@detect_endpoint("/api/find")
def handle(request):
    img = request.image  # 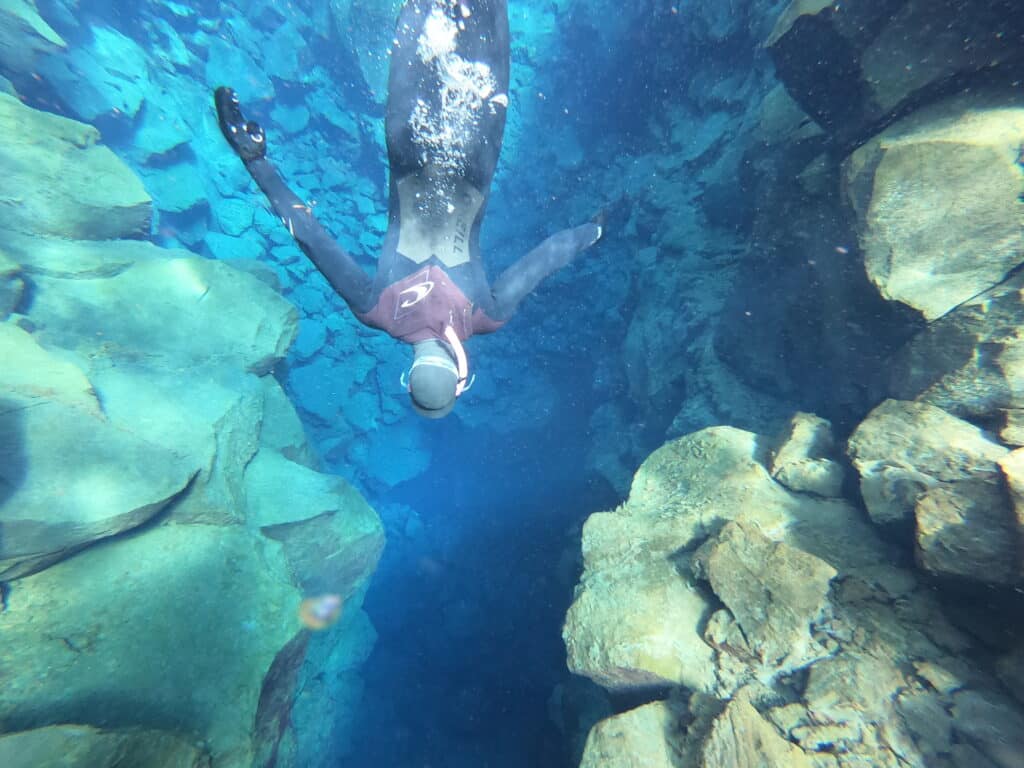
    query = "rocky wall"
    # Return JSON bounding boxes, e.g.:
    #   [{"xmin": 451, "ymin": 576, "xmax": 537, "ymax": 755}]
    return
[
  {"xmin": 0, "ymin": 93, "xmax": 384, "ymax": 768},
  {"xmin": 565, "ymin": 1, "xmax": 1024, "ymax": 766}
]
